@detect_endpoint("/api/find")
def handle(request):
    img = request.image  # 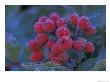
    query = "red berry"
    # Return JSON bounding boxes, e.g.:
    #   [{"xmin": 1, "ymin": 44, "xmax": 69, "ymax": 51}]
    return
[
  {"xmin": 50, "ymin": 12, "xmax": 60, "ymax": 23},
  {"xmin": 48, "ymin": 52, "xmax": 69, "ymax": 64},
  {"xmin": 45, "ymin": 39, "xmax": 55, "ymax": 48},
  {"xmin": 58, "ymin": 52, "xmax": 69, "ymax": 63},
  {"xmin": 34, "ymin": 21, "xmax": 45, "ymax": 33},
  {"xmin": 56, "ymin": 27, "xmax": 70, "ymax": 38},
  {"xmin": 72, "ymin": 40, "xmax": 85, "ymax": 52},
  {"xmin": 57, "ymin": 18, "xmax": 67, "ymax": 27},
  {"xmin": 30, "ymin": 50, "xmax": 43, "ymax": 62},
  {"xmin": 53, "ymin": 59, "xmax": 62, "ymax": 64},
  {"xmin": 36, "ymin": 33, "xmax": 48, "ymax": 45},
  {"xmin": 48, "ymin": 52, "xmax": 62, "ymax": 64},
  {"xmin": 44, "ymin": 19, "xmax": 56, "ymax": 32},
  {"xmin": 56, "ymin": 42, "xmax": 66, "ymax": 52},
  {"xmin": 64, "ymin": 38, "xmax": 72, "ymax": 50},
  {"xmin": 50, "ymin": 43, "xmax": 61, "ymax": 55},
  {"xmin": 84, "ymin": 26, "xmax": 96, "ymax": 36},
  {"xmin": 70, "ymin": 13, "xmax": 79, "ymax": 26},
  {"xmin": 58, "ymin": 37, "xmax": 72, "ymax": 50},
  {"xmin": 28, "ymin": 40, "xmax": 41, "ymax": 52},
  {"xmin": 85, "ymin": 42, "xmax": 95, "ymax": 54},
  {"xmin": 78, "ymin": 16, "xmax": 90, "ymax": 30},
  {"xmin": 38, "ymin": 16, "xmax": 48, "ymax": 23}
]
